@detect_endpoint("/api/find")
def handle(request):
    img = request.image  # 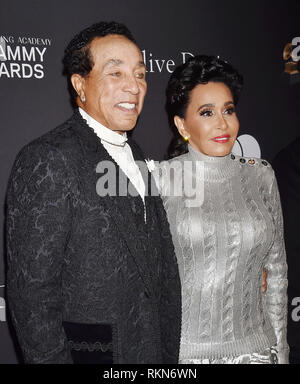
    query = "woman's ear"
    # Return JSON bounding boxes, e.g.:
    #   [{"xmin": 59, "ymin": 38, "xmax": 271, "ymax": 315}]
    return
[{"xmin": 174, "ymin": 116, "xmax": 190, "ymax": 141}]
